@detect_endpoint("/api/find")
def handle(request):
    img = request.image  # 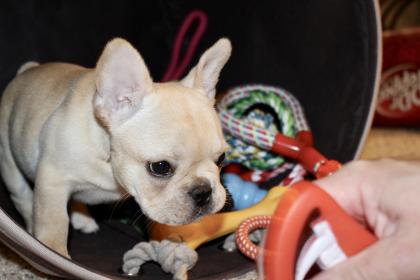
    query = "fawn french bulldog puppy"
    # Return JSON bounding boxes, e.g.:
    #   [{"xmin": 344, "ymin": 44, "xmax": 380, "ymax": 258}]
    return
[{"xmin": 0, "ymin": 38, "xmax": 231, "ymax": 257}]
